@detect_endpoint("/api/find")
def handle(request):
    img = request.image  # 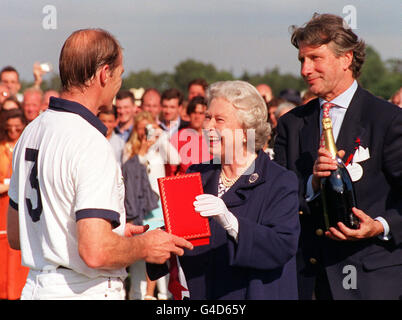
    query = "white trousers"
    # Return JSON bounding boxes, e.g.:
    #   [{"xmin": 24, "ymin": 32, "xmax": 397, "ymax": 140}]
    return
[{"xmin": 21, "ymin": 268, "xmax": 125, "ymax": 300}]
